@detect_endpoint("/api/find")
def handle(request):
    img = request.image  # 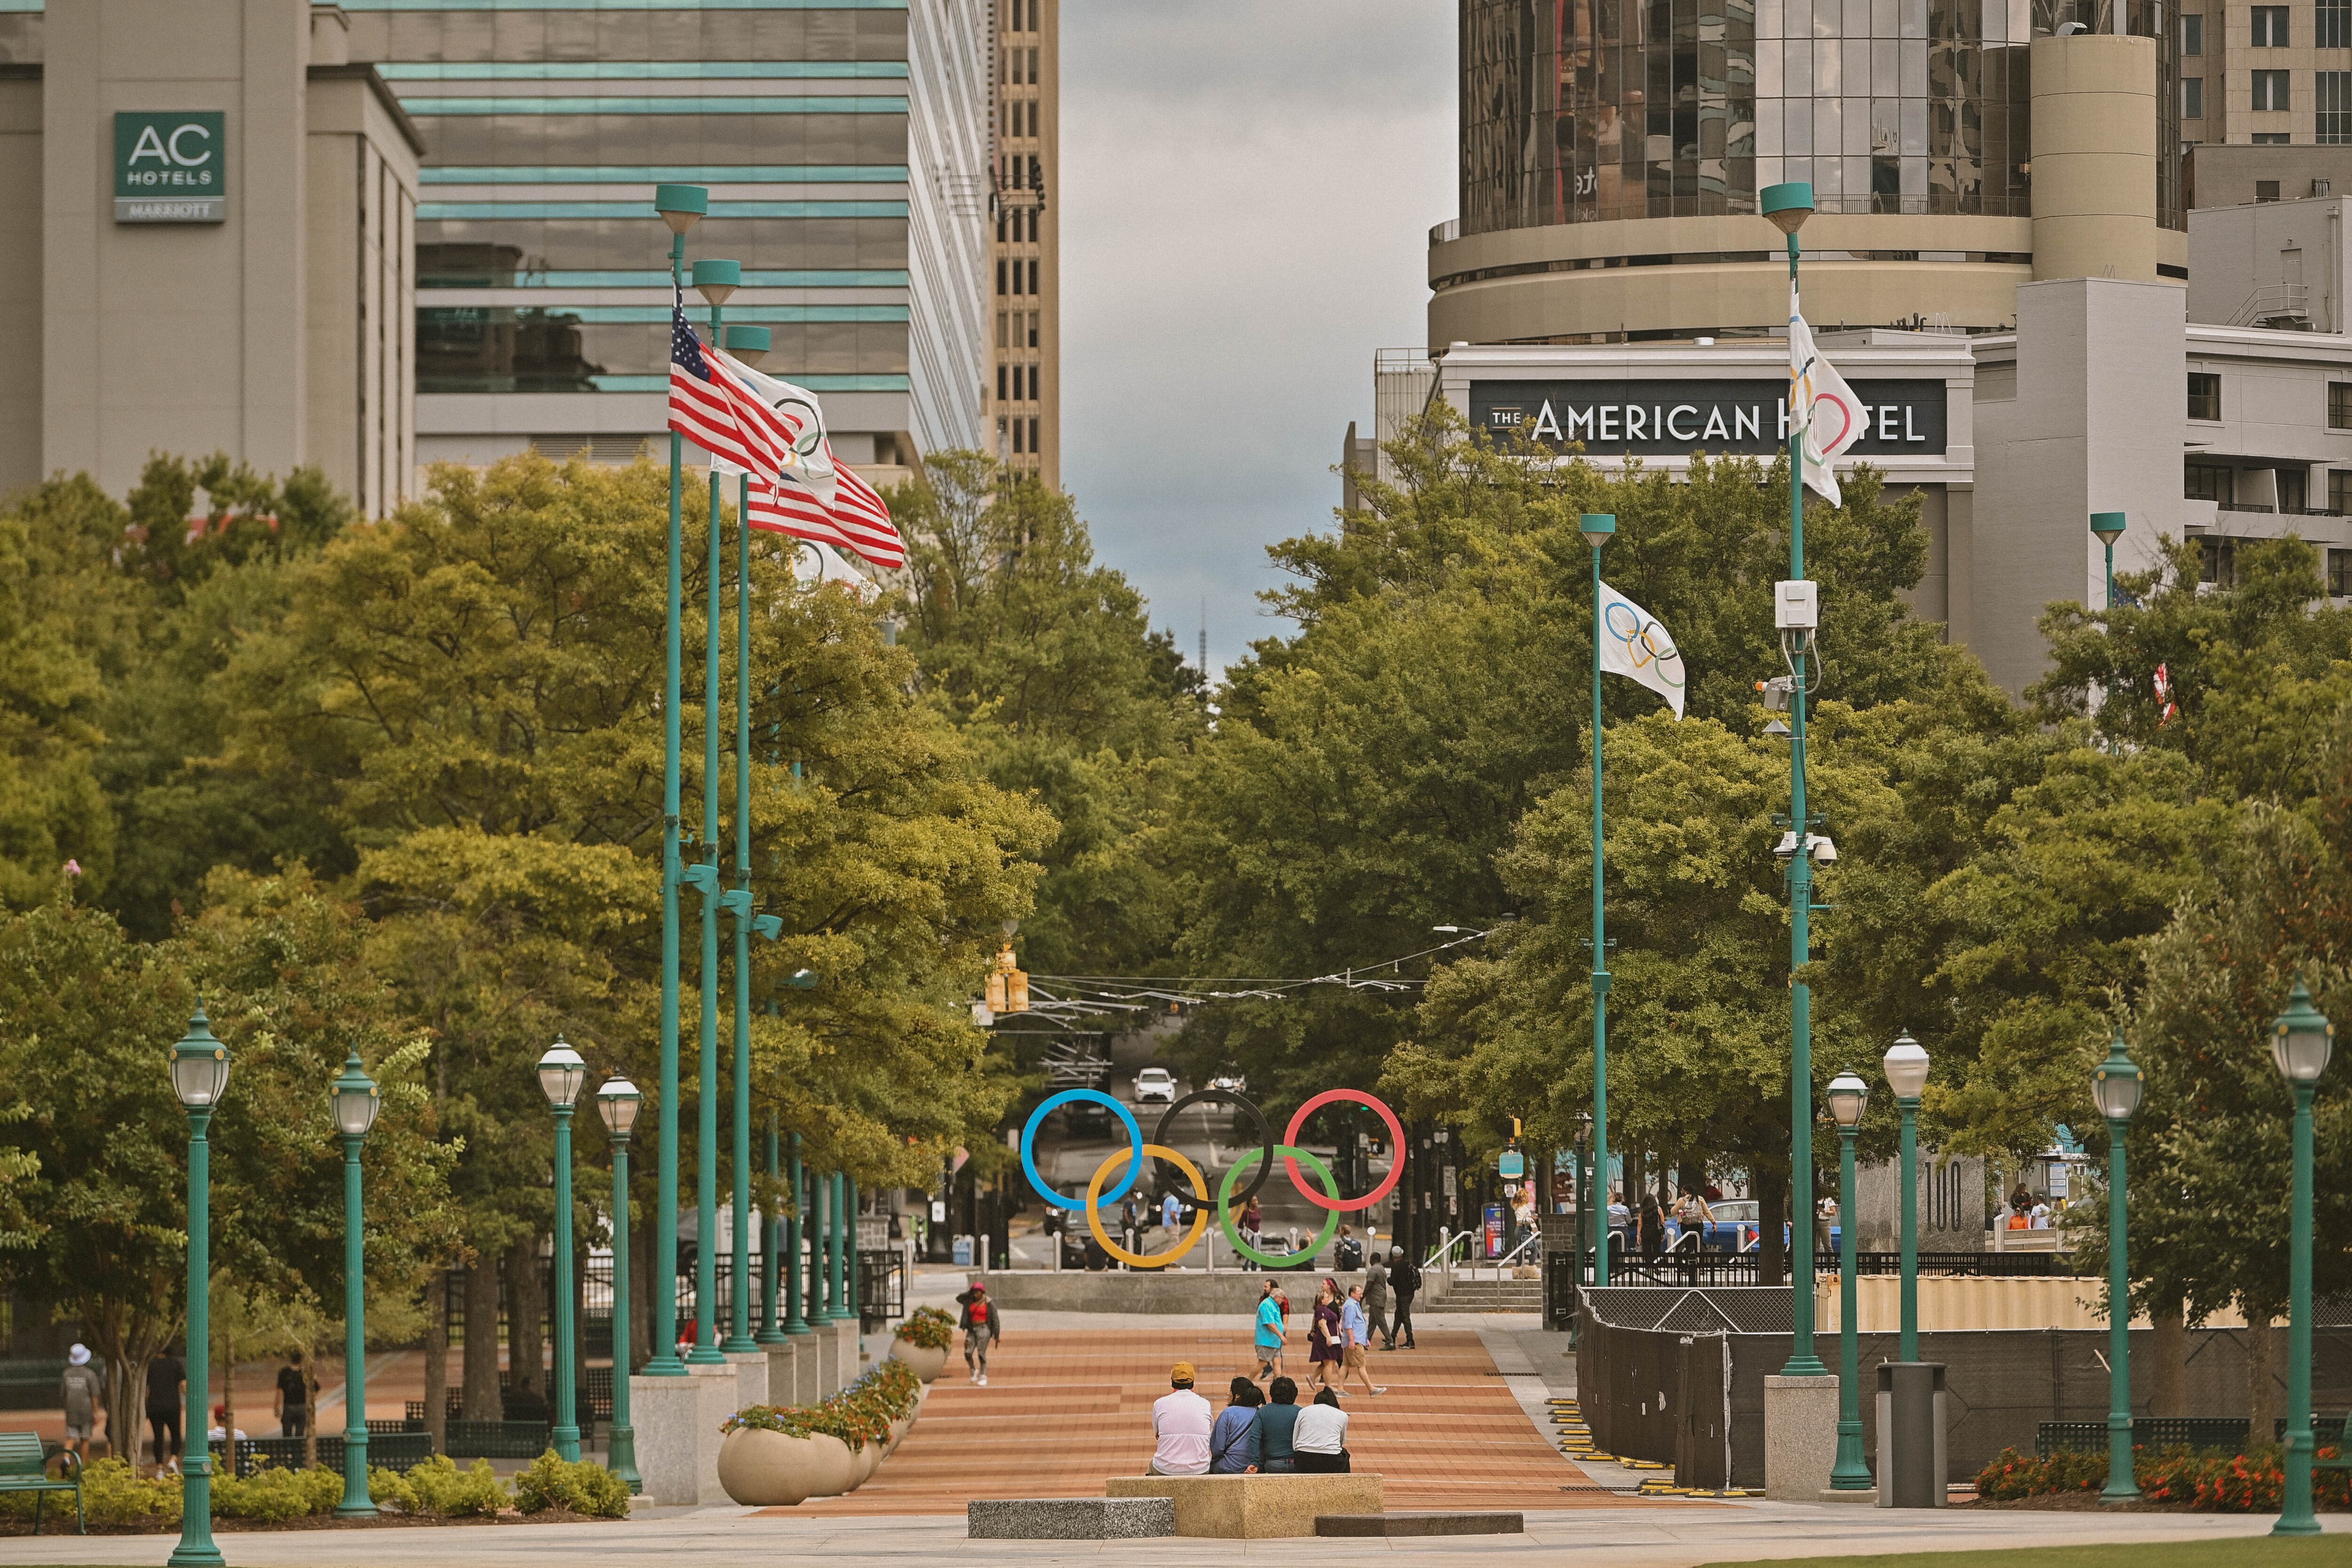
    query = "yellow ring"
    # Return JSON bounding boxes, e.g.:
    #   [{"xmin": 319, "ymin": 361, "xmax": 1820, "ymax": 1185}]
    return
[{"xmin": 1084, "ymin": 1144, "xmax": 1208, "ymax": 1269}]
